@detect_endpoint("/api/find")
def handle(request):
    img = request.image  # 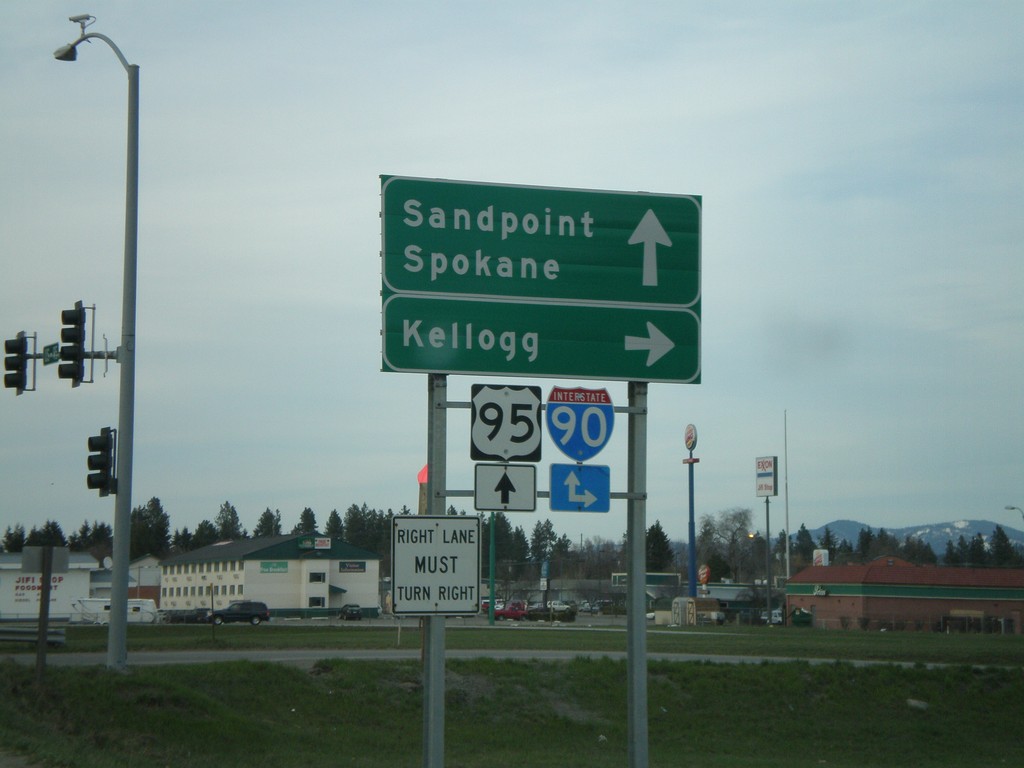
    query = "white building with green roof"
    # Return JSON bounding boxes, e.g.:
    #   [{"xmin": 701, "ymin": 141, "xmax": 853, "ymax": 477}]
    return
[{"xmin": 159, "ymin": 533, "xmax": 381, "ymax": 618}]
